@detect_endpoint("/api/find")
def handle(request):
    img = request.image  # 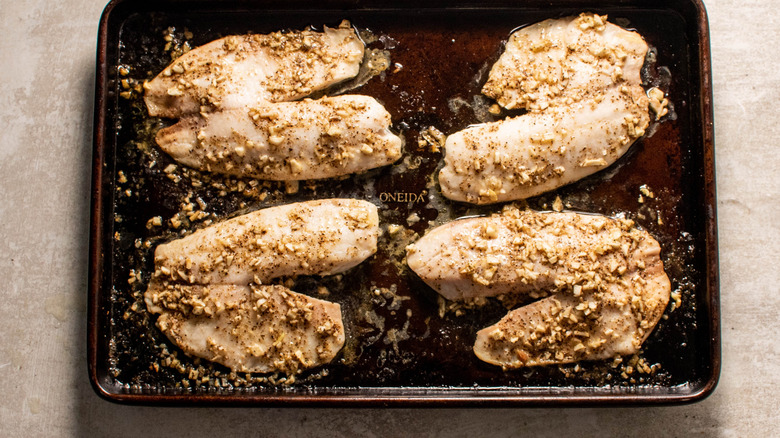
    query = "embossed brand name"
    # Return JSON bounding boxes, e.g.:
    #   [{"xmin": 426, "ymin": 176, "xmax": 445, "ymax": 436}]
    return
[{"xmin": 379, "ymin": 192, "xmax": 426, "ymax": 203}]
